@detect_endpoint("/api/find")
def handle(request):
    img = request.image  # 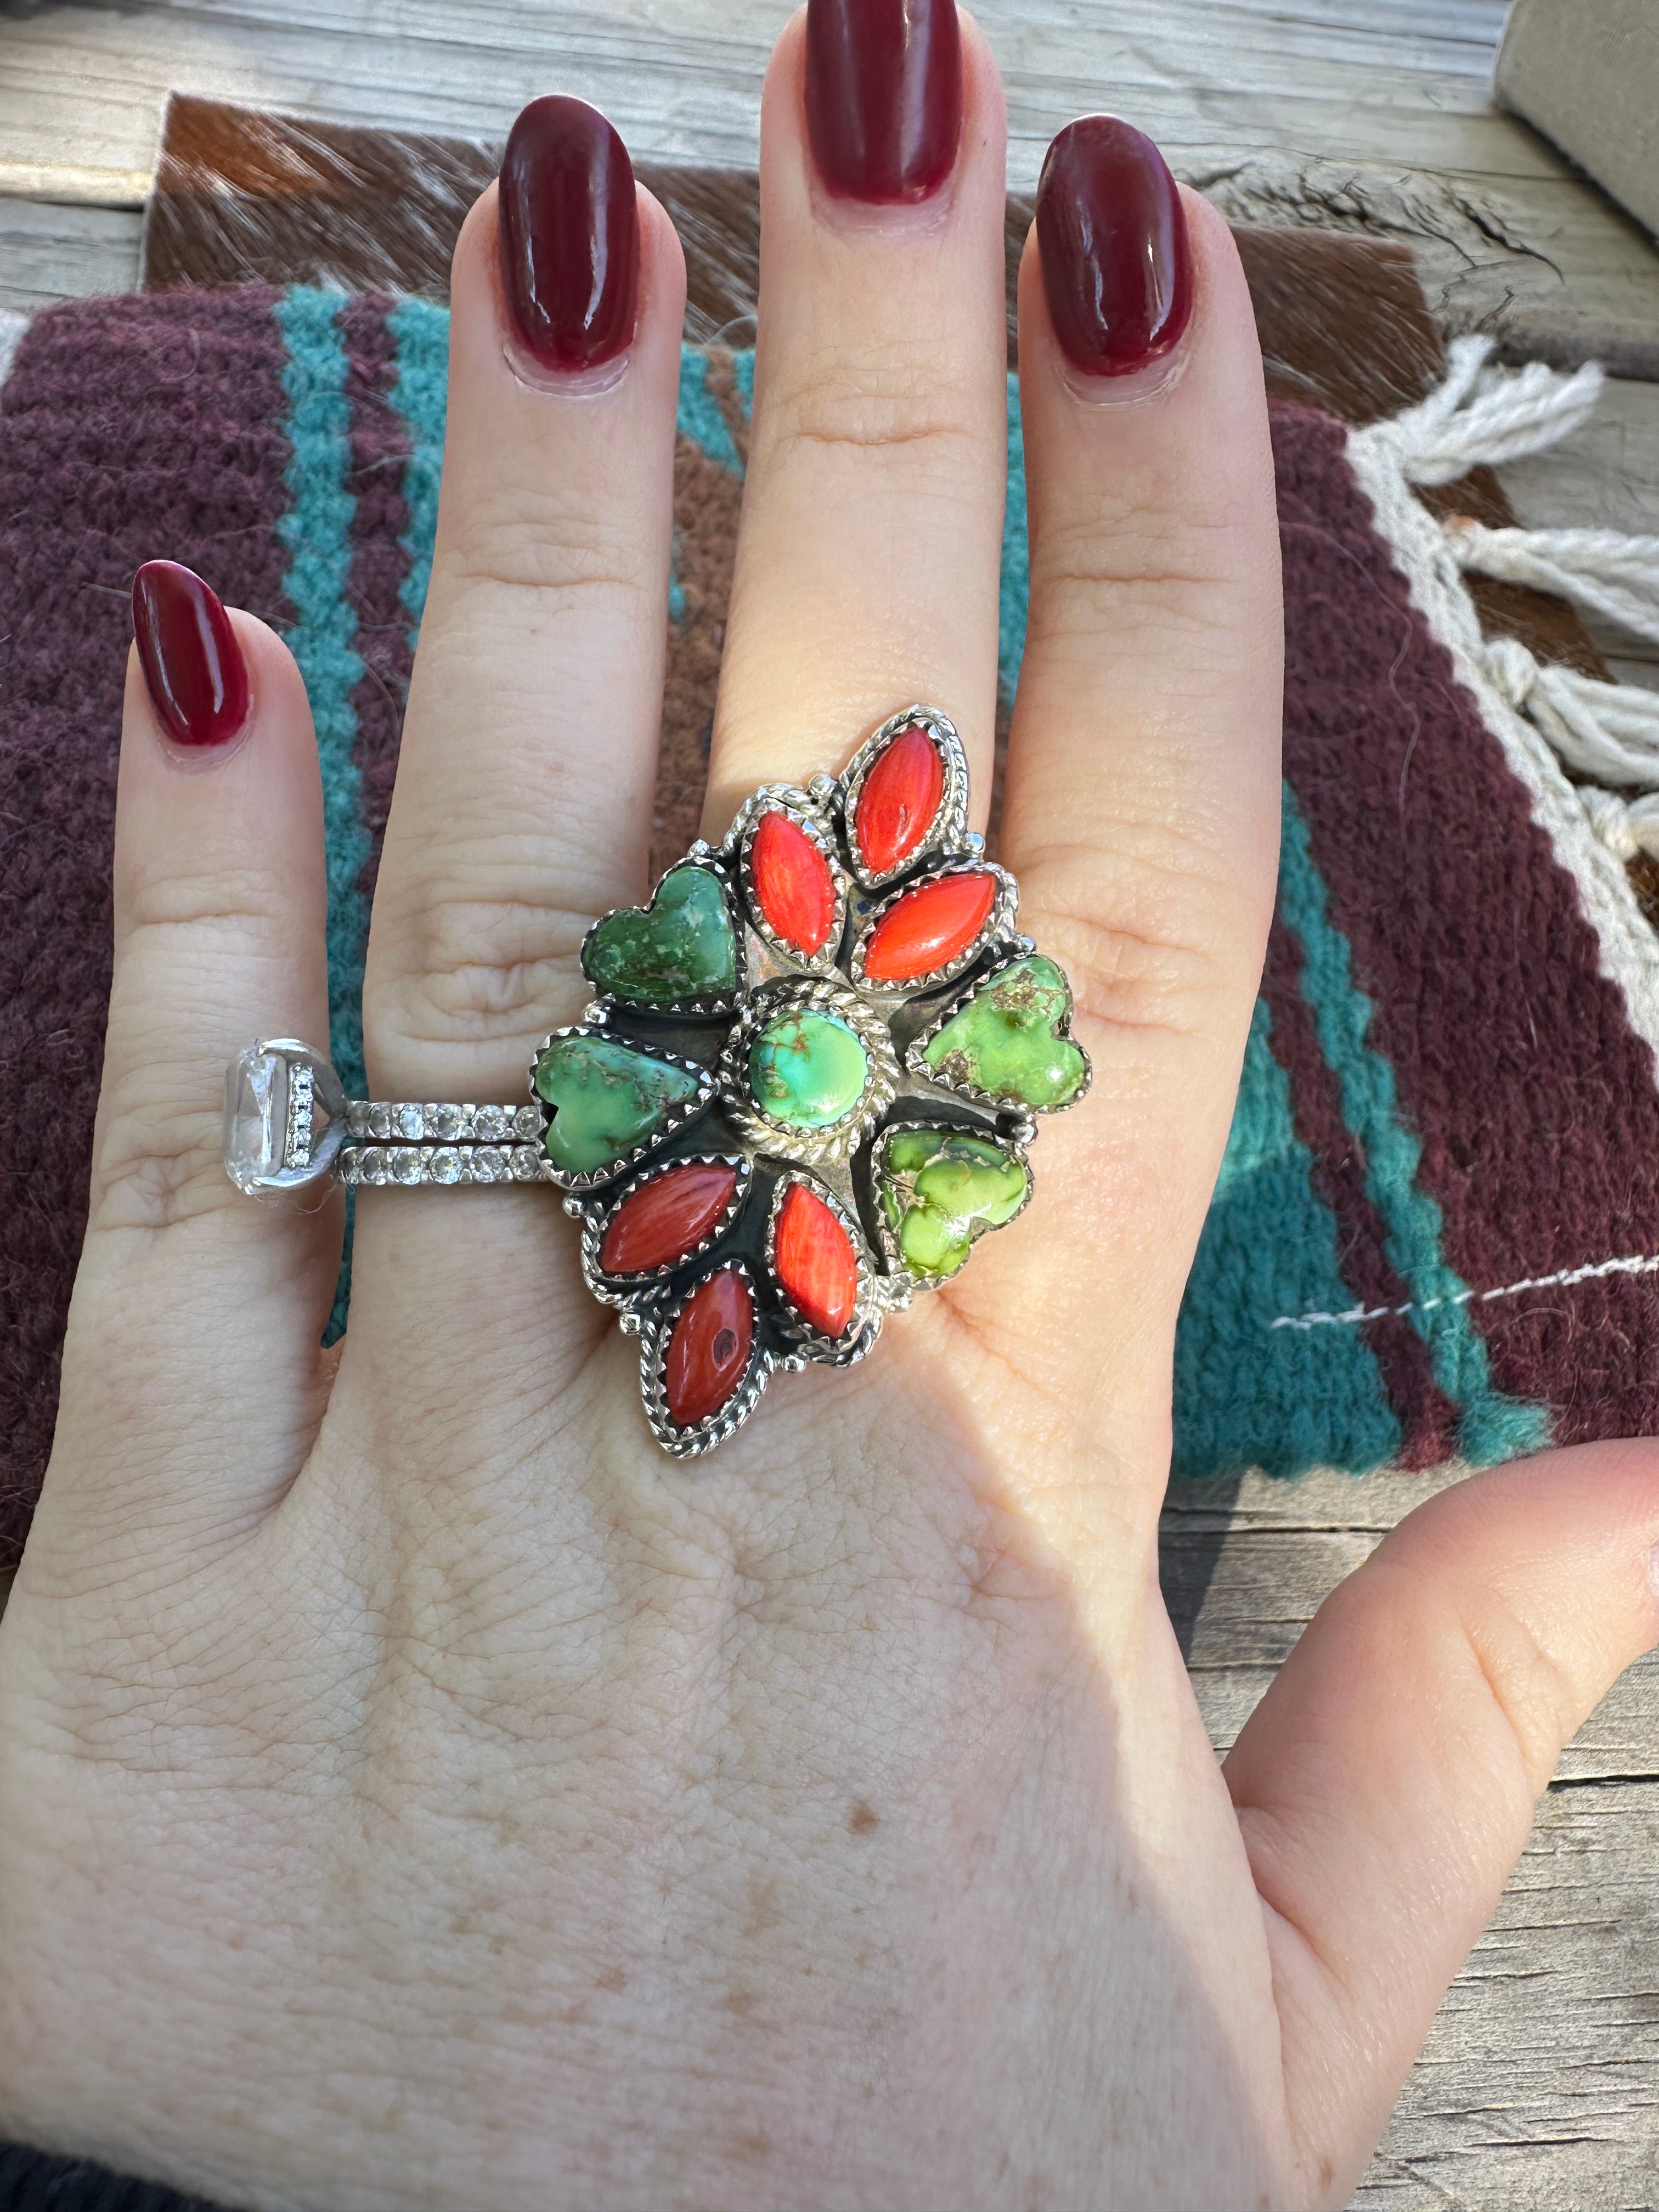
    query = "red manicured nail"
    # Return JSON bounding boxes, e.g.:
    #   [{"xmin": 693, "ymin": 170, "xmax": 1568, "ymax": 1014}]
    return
[
  {"xmin": 1036, "ymin": 117, "xmax": 1193, "ymax": 377},
  {"xmin": 131, "ymin": 561, "xmax": 250, "ymax": 748},
  {"xmin": 498, "ymin": 95, "xmax": 639, "ymax": 371},
  {"xmin": 805, "ymin": 0, "xmax": 962, "ymax": 205}
]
